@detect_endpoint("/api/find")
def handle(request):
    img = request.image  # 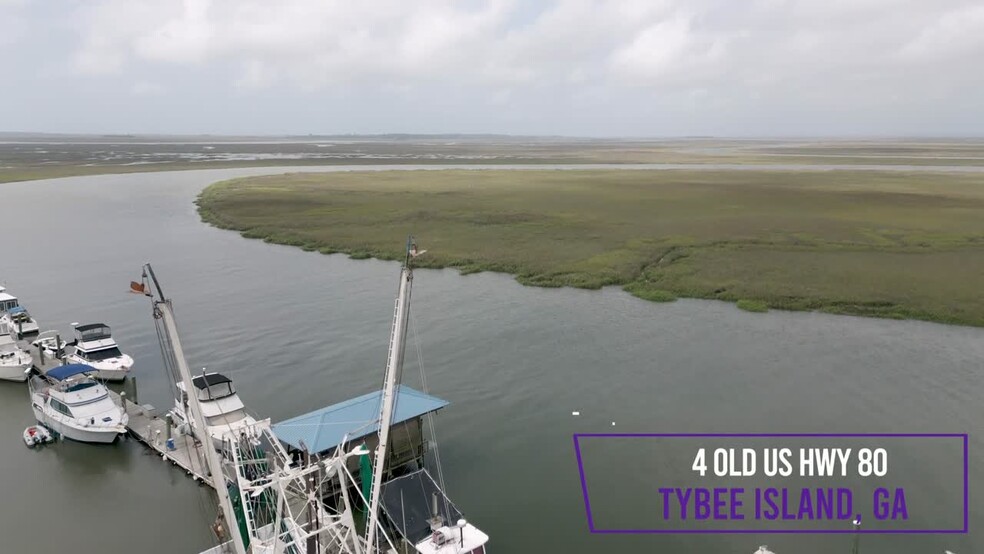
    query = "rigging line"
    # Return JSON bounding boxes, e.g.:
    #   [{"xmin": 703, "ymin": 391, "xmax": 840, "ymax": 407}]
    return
[
  {"xmin": 409, "ymin": 305, "xmax": 452, "ymax": 521},
  {"xmin": 155, "ymin": 314, "xmax": 184, "ymax": 408}
]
